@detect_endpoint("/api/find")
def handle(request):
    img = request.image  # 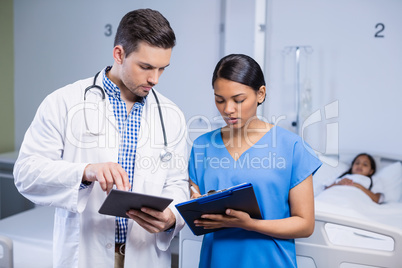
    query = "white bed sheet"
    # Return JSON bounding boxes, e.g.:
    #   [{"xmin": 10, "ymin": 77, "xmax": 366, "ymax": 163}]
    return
[
  {"xmin": 315, "ymin": 185, "xmax": 402, "ymax": 251},
  {"xmin": 316, "ymin": 186, "xmax": 402, "ymax": 229},
  {"xmin": 0, "ymin": 206, "xmax": 54, "ymax": 268}
]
